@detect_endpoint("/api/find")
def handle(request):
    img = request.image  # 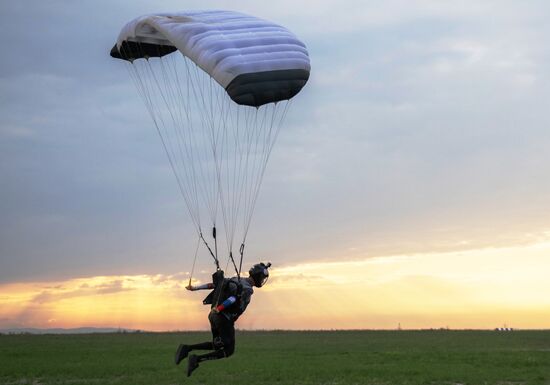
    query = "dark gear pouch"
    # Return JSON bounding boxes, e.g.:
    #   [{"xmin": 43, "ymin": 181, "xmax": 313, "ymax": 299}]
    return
[{"xmin": 202, "ymin": 270, "xmax": 225, "ymax": 307}]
